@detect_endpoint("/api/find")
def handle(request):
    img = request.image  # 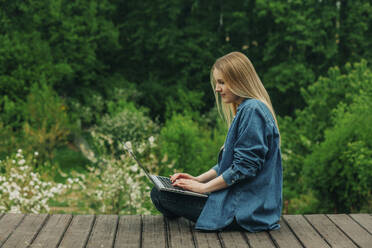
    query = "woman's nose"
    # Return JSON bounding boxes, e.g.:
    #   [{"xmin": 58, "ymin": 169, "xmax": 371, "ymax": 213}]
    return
[{"xmin": 215, "ymin": 85, "xmax": 222, "ymax": 92}]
